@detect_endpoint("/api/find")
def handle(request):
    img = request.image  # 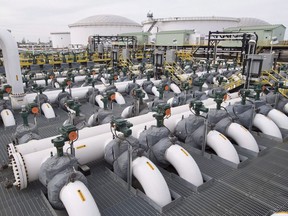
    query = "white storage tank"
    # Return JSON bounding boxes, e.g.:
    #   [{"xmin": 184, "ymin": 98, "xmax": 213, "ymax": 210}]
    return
[
  {"xmin": 50, "ymin": 32, "xmax": 71, "ymax": 48},
  {"xmin": 142, "ymin": 15, "xmax": 270, "ymax": 38},
  {"xmin": 69, "ymin": 14, "xmax": 142, "ymax": 45}
]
